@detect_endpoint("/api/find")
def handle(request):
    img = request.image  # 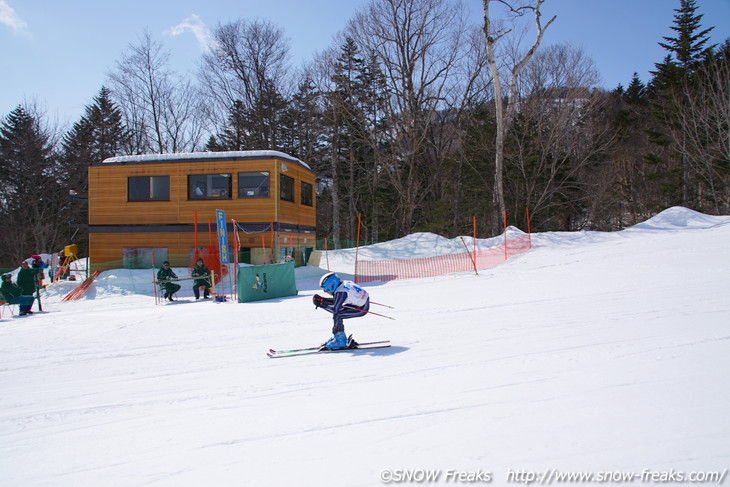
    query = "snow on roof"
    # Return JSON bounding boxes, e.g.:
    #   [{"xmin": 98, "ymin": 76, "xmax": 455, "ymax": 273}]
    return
[{"xmin": 101, "ymin": 150, "xmax": 311, "ymax": 171}]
